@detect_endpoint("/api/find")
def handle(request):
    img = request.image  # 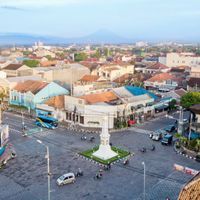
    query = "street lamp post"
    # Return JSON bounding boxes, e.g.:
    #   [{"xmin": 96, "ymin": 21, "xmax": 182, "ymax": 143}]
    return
[
  {"xmin": 177, "ymin": 106, "xmax": 184, "ymax": 135},
  {"xmin": 0, "ymin": 104, "xmax": 2, "ymax": 125},
  {"xmin": 21, "ymin": 111, "xmax": 25, "ymax": 131},
  {"xmin": 142, "ymin": 161, "xmax": 146, "ymax": 200},
  {"xmin": 37, "ymin": 140, "xmax": 51, "ymax": 200},
  {"xmin": 188, "ymin": 112, "xmax": 193, "ymax": 141}
]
